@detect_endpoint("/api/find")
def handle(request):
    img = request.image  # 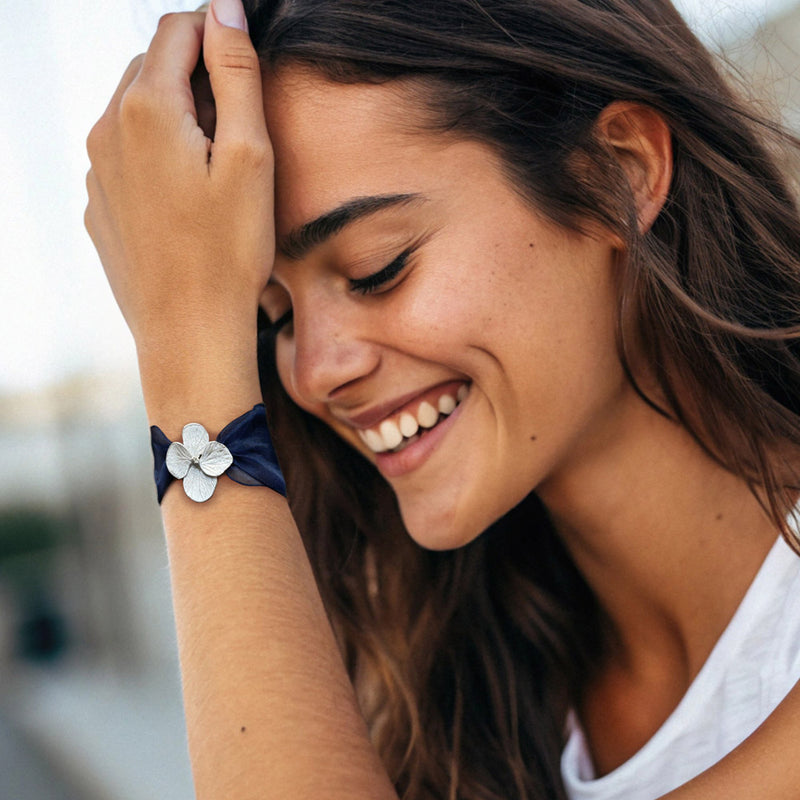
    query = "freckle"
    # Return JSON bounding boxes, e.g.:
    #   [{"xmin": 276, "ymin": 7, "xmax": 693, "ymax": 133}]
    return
[
  {"xmin": 241, "ymin": 726, "xmax": 246, "ymax": 733},
  {"xmin": 528, "ymin": 242, "xmax": 534, "ymax": 248},
  {"xmin": 715, "ymin": 513, "xmax": 723, "ymax": 521},
  {"xmin": 530, "ymin": 434, "xmax": 537, "ymax": 441}
]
